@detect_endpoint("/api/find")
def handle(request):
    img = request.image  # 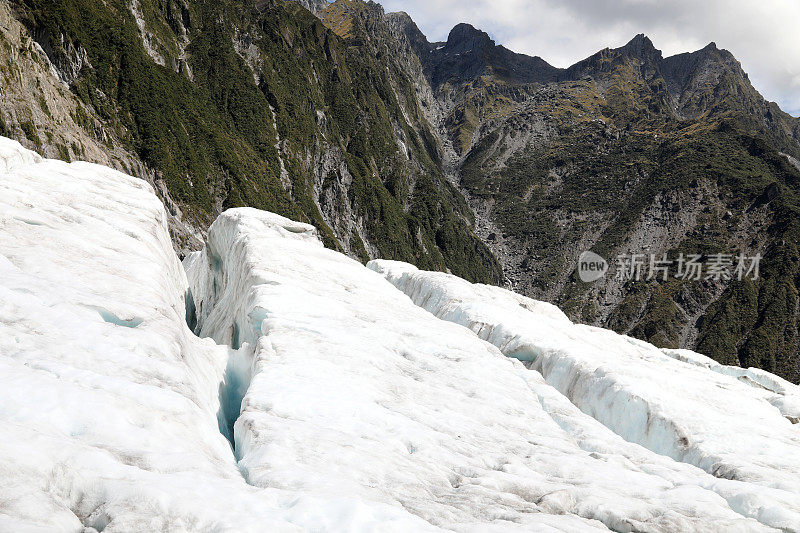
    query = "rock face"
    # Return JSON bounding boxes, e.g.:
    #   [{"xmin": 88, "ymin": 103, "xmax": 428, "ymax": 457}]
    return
[
  {"xmin": 289, "ymin": 0, "xmax": 331, "ymax": 14},
  {"xmin": 4, "ymin": 137, "xmax": 800, "ymax": 530},
  {"xmin": 5, "ymin": 0, "xmax": 500, "ymax": 283}
]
